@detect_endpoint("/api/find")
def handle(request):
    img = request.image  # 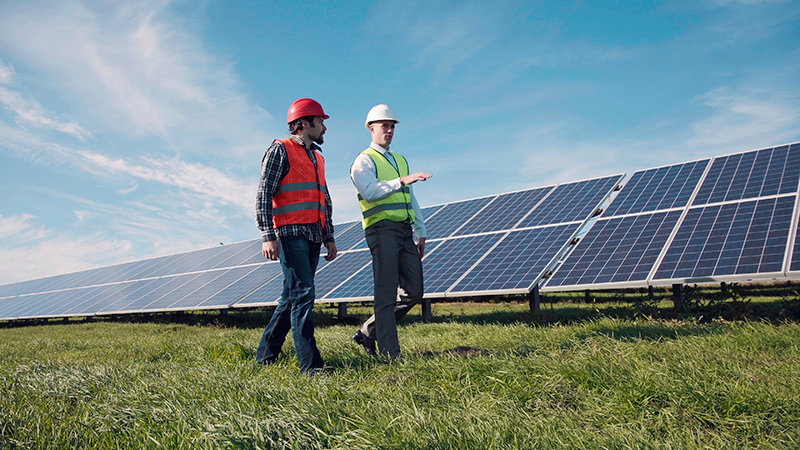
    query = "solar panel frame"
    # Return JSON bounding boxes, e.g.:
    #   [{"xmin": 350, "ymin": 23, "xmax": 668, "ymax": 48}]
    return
[
  {"xmin": 542, "ymin": 210, "xmax": 684, "ymax": 291},
  {"xmin": 206, "ymin": 263, "xmax": 284, "ymax": 308},
  {"xmin": 649, "ymin": 195, "xmax": 796, "ymax": 286},
  {"xmin": 421, "ymin": 233, "xmax": 507, "ymax": 296},
  {"xmin": 784, "ymin": 190, "xmax": 800, "ymax": 276},
  {"xmin": 519, "ymin": 174, "xmax": 624, "ymax": 228},
  {"xmin": 544, "ymin": 142, "xmax": 800, "ymax": 292},
  {"xmin": 160, "ymin": 265, "xmax": 274, "ymax": 311},
  {"xmin": 423, "ymin": 195, "xmax": 497, "ymax": 240},
  {"xmin": 602, "ymin": 159, "xmax": 710, "ymax": 217},
  {"xmin": 447, "ymin": 223, "xmax": 583, "ymax": 296},
  {"xmin": 450, "ymin": 186, "xmax": 554, "ymax": 237}
]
